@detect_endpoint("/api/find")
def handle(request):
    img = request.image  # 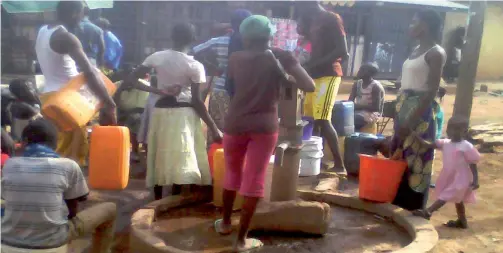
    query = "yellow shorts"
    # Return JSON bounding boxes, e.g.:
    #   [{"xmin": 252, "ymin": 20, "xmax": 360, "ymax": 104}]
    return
[{"xmin": 303, "ymin": 76, "xmax": 341, "ymax": 121}]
